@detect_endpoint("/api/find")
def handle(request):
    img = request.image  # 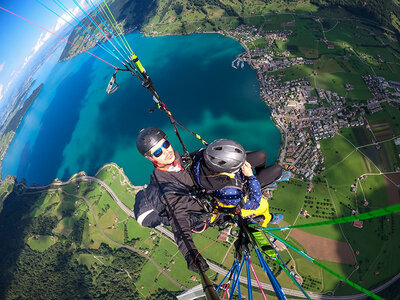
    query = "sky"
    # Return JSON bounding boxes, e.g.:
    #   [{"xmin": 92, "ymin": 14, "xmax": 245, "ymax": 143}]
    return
[{"xmin": 0, "ymin": 0, "xmax": 90, "ymax": 106}]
